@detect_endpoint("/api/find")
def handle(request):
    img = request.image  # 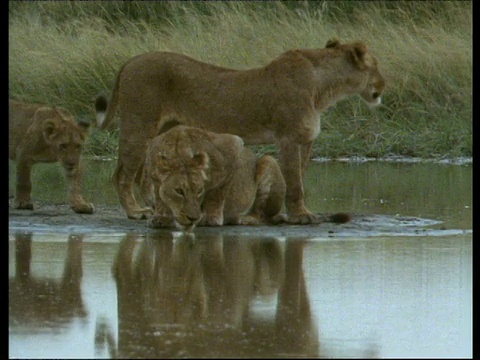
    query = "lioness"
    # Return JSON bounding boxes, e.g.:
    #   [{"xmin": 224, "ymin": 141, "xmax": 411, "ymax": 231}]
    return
[
  {"xmin": 144, "ymin": 124, "xmax": 286, "ymax": 231},
  {"xmin": 9, "ymin": 99, "xmax": 94, "ymax": 214},
  {"xmin": 96, "ymin": 39, "xmax": 385, "ymax": 223}
]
